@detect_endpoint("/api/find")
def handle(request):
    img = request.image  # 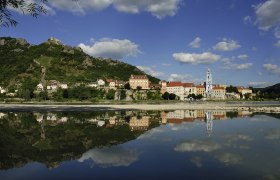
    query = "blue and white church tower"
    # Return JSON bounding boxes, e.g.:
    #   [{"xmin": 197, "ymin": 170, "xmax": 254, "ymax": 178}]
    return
[{"xmin": 205, "ymin": 68, "xmax": 213, "ymax": 98}]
